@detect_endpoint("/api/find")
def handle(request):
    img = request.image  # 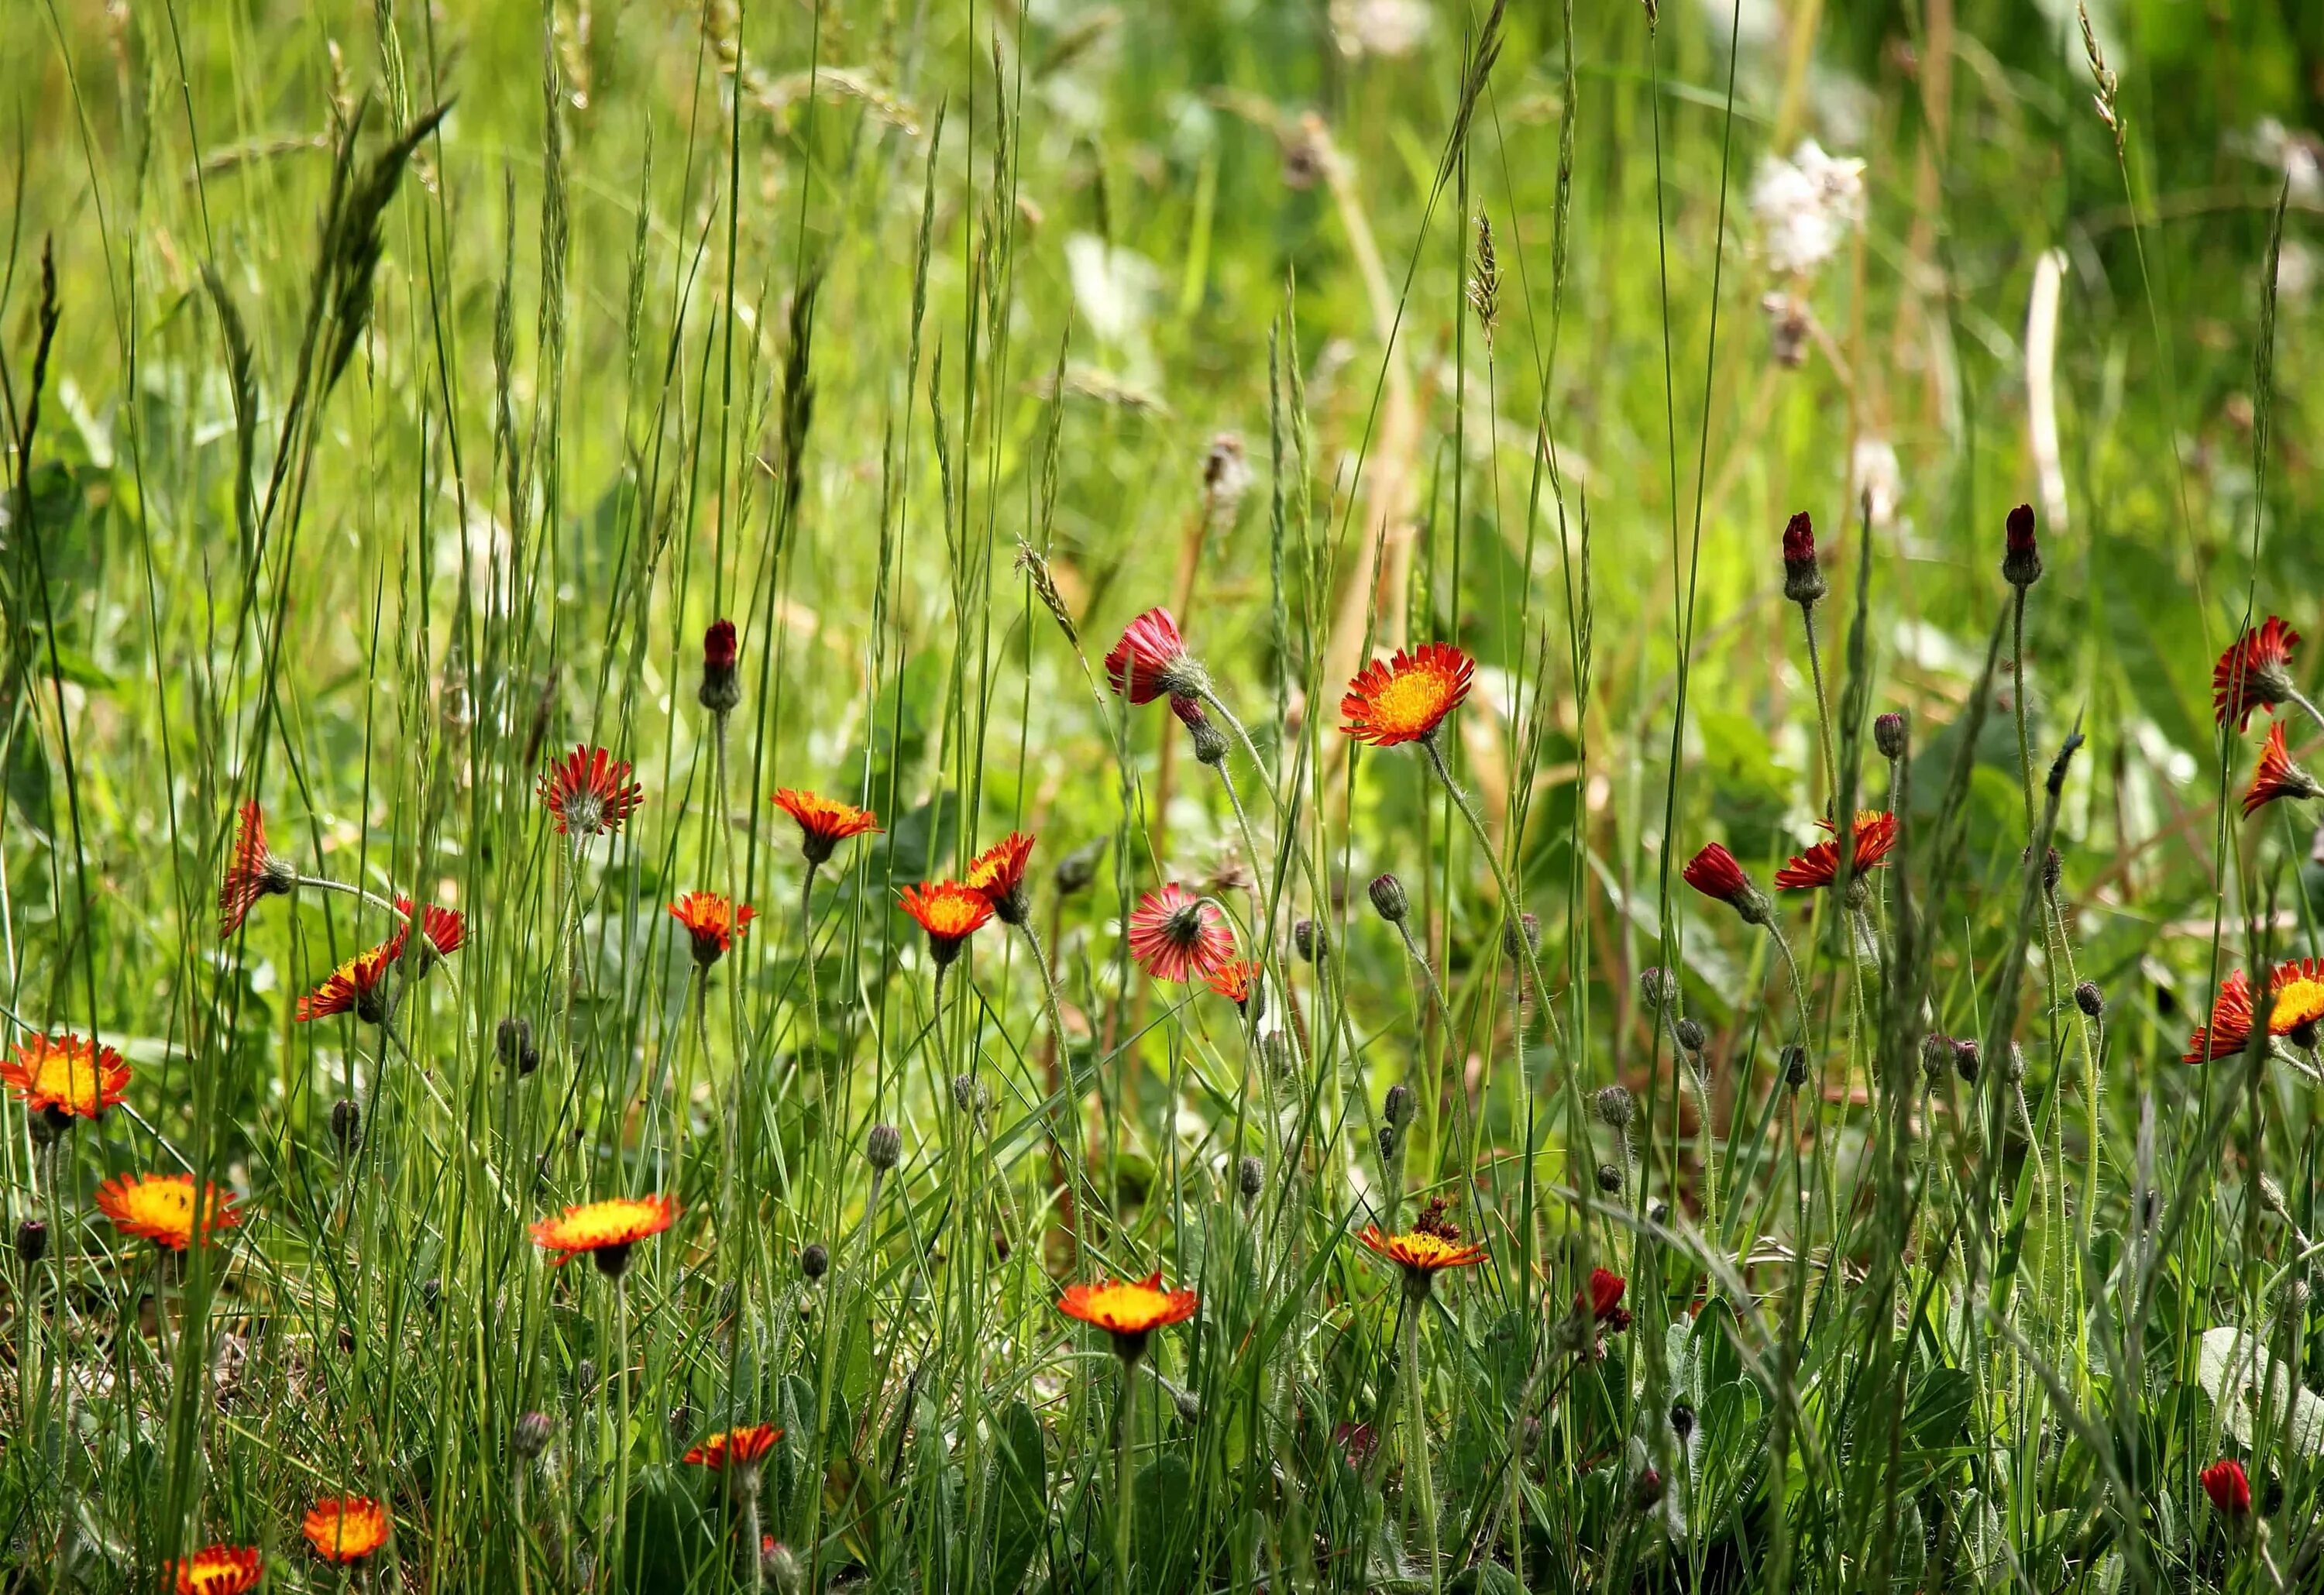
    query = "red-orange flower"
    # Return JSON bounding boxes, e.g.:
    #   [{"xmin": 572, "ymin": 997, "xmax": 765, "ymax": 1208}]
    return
[
  {"xmin": 1104, "ymin": 607, "xmax": 1197, "ymax": 705},
  {"xmin": 967, "ymin": 832, "xmax": 1038, "ymax": 925},
  {"xmin": 2184, "ymin": 971, "xmax": 2255, "ymax": 1063},
  {"xmin": 95, "ymin": 1172, "xmax": 240, "ymax": 1251},
  {"xmin": 539, "ymin": 744, "xmax": 645, "ymax": 838},
  {"xmin": 530, "ymin": 1193, "xmax": 675, "ymax": 1277},
  {"xmin": 1357, "ymin": 1224, "xmax": 1487, "ymax": 1294},
  {"xmin": 219, "ymin": 800, "xmax": 296, "ymax": 937},
  {"xmin": 390, "ymin": 895, "xmax": 466, "ymax": 962},
  {"xmin": 2213, "ymin": 617, "xmax": 2302, "ymax": 732},
  {"xmin": 2202, "ymin": 1456, "xmax": 2251, "ymax": 1516},
  {"xmin": 772, "ymin": 789, "xmax": 881, "ymax": 866},
  {"xmin": 2, "ymin": 1033, "xmax": 129, "ymax": 1122},
  {"xmin": 1773, "ymin": 811, "xmax": 1898, "ymax": 891},
  {"xmin": 684, "ymin": 1423, "xmax": 782, "ymax": 1470},
  {"xmin": 1340, "ymin": 643, "xmax": 1476, "ymax": 748},
  {"xmin": 1128, "ymin": 883, "xmax": 1234, "ymax": 983},
  {"xmin": 1681, "ymin": 843, "xmax": 1771, "ymax": 926},
  {"xmin": 2267, "ymin": 957, "xmax": 2324, "ymax": 1044},
  {"xmin": 2243, "ymin": 722, "xmax": 2322, "ymax": 817},
  {"xmin": 899, "ymin": 881, "xmax": 994, "ymax": 968},
  {"xmin": 1576, "ymin": 1267, "xmax": 1632, "ymax": 1332},
  {"xmin": 669, "ymin": 891, "xmax": 755, "ymax": 966},
  {"xmin": 302, "ymin": 1495, "xmax": 392, "ymax": 1564},
  {"xmin": 295, "ymin": 942, "xmax": 399, "ymax": 1024},
  {"xmin": 169, "ymin": 1544, "xmax": 263, "ymax": 1595},
  {"xmin": 1206, "ymin": 957, "xmax": 1262, "ymax": 1009},
  {"xmin": 1057, "ymin": 1269, "xmax": 1199, "ymax": 1360}
]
